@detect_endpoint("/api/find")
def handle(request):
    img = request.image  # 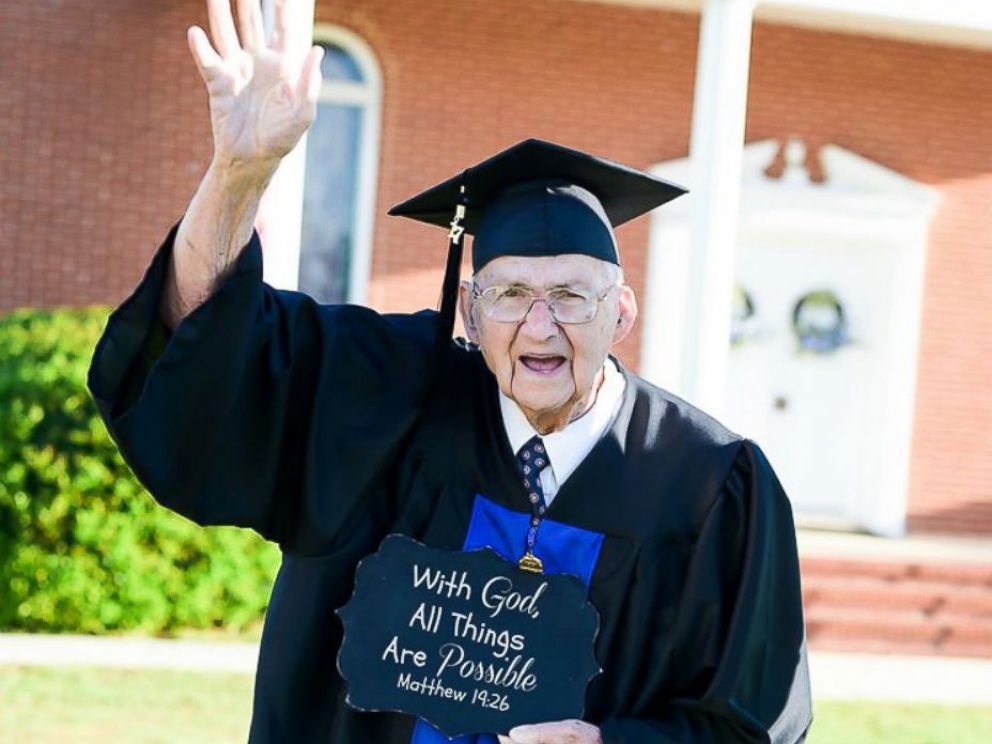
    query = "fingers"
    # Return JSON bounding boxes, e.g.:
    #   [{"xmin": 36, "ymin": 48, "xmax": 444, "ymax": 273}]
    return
[
  {"xmin": 506, "ymin": 719, "xmax": 602, "ymax": 744},
  {"xmin": 235, "ymin": 0, "xmax": 266, "ymax": 50},
  {"xmin": 205, "ymin": 0, "xmax": 241, "ymax": 57},
  {"xmin": 271, "ymin": 0, "xmax": 310, "ymax": 57},
  {"xmin": 187, "ymin": 25, "xmax": 223, "ymax": 82},
  {"xmin": 271, "ymin": 0, "xmax": 291, "ymax": 53},
  {"xmin": 507, "ymin": 725, "xmax": 544, "ymax": 743},
  {"xmin": 296, "ymin": 44, "xmax": 325, "ymax": 108}
]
